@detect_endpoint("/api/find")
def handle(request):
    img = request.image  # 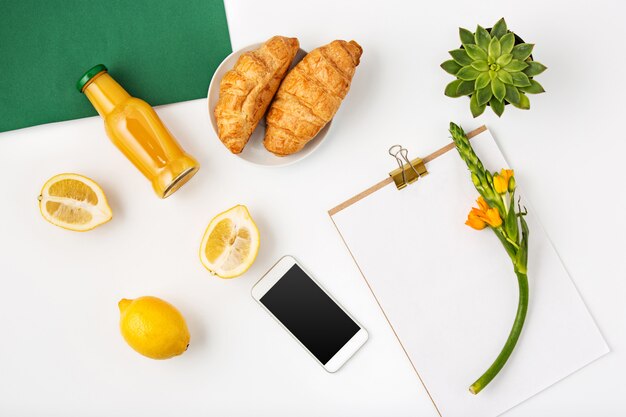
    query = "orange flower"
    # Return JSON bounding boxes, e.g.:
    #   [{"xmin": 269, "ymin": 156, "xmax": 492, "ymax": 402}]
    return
[
  {"xmin": 466, "ymin": 211, "xmax": 487, "ymax": 230},
  {"xmin": 493, "ymin": 169, "xmax": 515, "ymax": 194},
  {"xmin": 465, "ymin": 196, "xmax": 502, "ymax": 230}
]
